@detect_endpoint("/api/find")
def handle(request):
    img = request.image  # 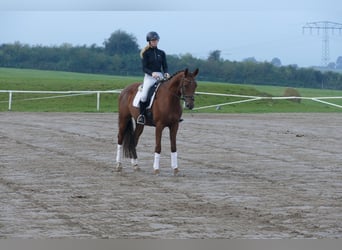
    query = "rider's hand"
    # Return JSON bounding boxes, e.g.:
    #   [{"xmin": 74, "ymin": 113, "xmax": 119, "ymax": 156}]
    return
[
  {"xmin": 152, "ymin": 72, "xmax": 160, "ymax": 79},
  {"xmin": 164, "ymin": 73, "xmax": 170, "ymax": 79}
]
